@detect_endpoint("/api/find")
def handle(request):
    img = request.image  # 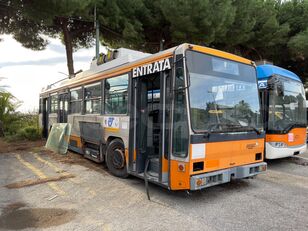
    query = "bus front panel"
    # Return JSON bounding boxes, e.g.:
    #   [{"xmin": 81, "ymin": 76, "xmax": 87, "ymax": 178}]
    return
[{"xmin": 170, "ymin": 48, "xmax": 267, "ymax": 190}]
